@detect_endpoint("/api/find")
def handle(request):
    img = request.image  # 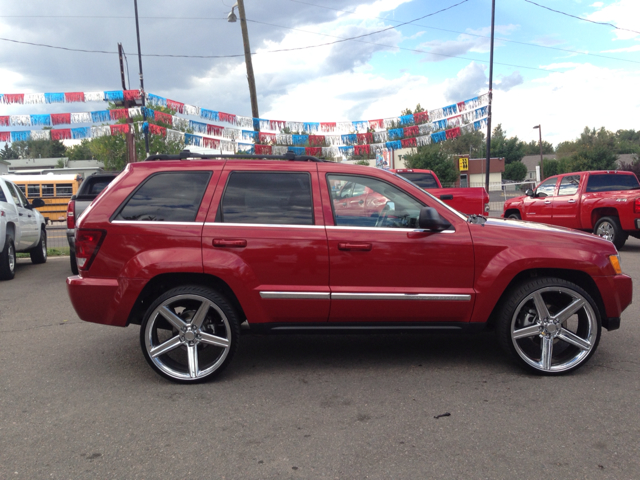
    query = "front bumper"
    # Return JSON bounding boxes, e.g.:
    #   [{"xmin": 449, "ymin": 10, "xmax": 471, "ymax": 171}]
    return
[{"xmin": 593, "ymin": 274, "xmax": 632, "ymax": 330}]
